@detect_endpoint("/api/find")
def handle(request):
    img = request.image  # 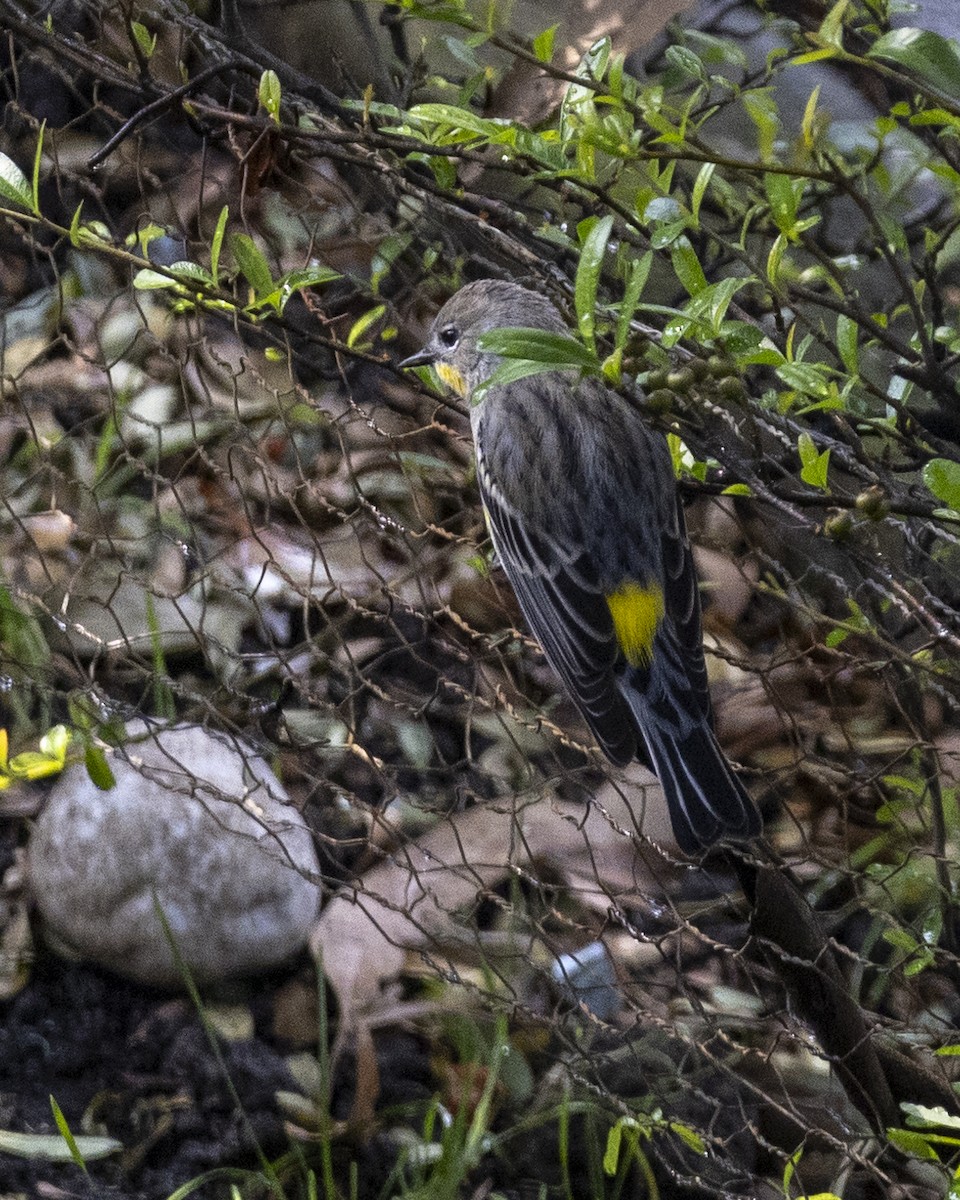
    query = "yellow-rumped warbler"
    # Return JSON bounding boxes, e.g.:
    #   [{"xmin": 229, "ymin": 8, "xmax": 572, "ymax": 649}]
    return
[{"xmin": 401, "ymin": 280, "xmax": 760, "ymax": 852}]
